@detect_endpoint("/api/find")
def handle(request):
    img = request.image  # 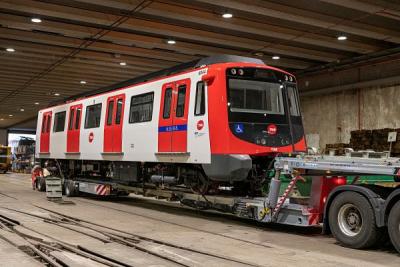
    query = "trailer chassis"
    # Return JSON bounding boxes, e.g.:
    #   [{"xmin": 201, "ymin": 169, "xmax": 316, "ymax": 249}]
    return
[{"xmin": 33, "ymin": 154, "xmax": 400, "ymax": 252}]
